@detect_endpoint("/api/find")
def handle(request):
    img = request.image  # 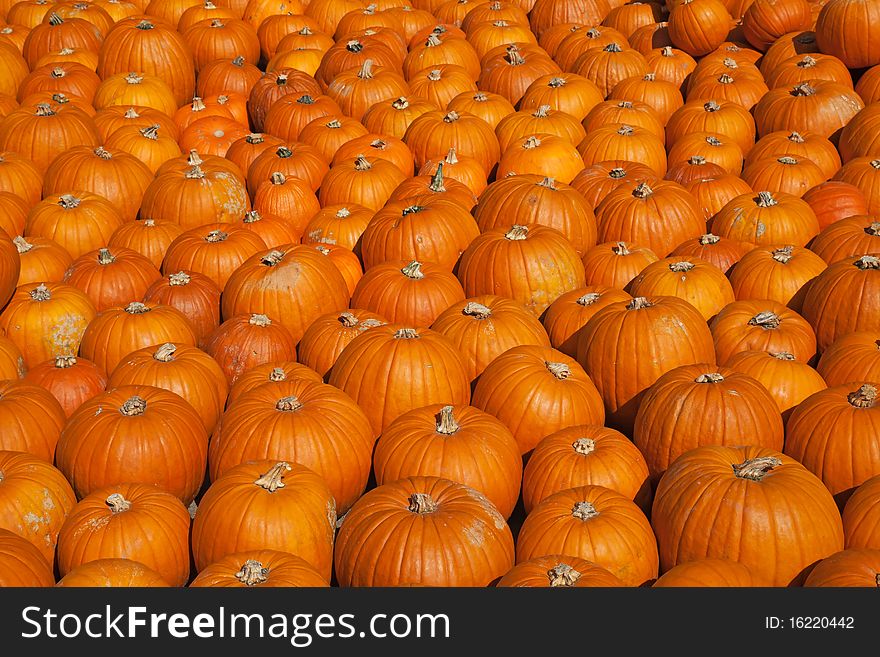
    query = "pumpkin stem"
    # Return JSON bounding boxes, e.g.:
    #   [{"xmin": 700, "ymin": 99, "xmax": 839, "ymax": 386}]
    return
[
  {"xmin": 575, "ymin": 292, "xmax": 601, "ymax": 306},
  {"xmin": 571, "ymin": 501, "xmax": 599, "ymax": 520},
  {"xmin": 545, "ymin": 361, "xmax": 571, "ymax": 379},
  {"xmin": 435, "ymin": 405, "xmax": 460, "ymax": 434},
  {"xmin": 533, "ymin": 104, "xmax": 552, "ymax": 118},
  {"xmin": 261, "ymin": 367, "xmax": 285, "ymax": 383},
  {"xmin": 29, "ymin": 283, "xmax": 51, "ymax": 301},
  {"xmin": 771, "ymin": 246, "xmax": 794, "ymax": 263},
  {"xmin": 462, "ymin": 301, "xmax": 491, "ymax": 319},
  {"xmin": 249, "ymin": 313, "xmax": 271, "ymax": 326},
  {"xmin": 120, "ymin": 396, "xmax": 147, "ymax": 416},
  {"xmin": 748, "ymin": 311, "xmax": 781, "ymax": 329},
  {"xmin": 428, "ymin": 162, "xmax": 445, "ymax": 192},
  {"xmin": 13, "ymin": 236, "xmax": 32, "ymax": 253},
  {"xmin": 603, "ymin": 42, "xmax": 622, "ymax": 53},
  {"xmin": 105, "ymin": 493, "xmax": 131, "ymax": 513},
  {"xmin": 261, "ymin": 250, "xmax": 285, "ymax": 266},
  {"xmin": 705, "ymin": 135, "xmax": 722, "ymax": 146},
  {"xmin": 703, "ymin": 100, "xmax": 721, "ymax": 112},
  {"xmin": 254, "ymin": 462, "xmax": 291, "ymax": 492},
  {"xmin": 246, "ymin": 133, "xmax": 265, "ymax": 143},
  {"xmin": 668, "ymin": 261, "xmax": 694, "ymax": 272},
  {"xmin": 505, "ymin": 225, "xmax": 529, "ymax": 240},
  {"xmin": 97, "ymin": 248, "xmax": 115, "ymax": 265},
  {"xmin": 185, "ymin": 165, "xmax": 205, "ymax": 179},
  {"xmin": 58, "ymin": 194, "xmax": 81, "ymax": 209},
  {"xmin": 770, "ymin": 351, "xmax": 795, "ymax": 360},
  {"xmin": 722, "ymin": 58, "xmax": 738, "ymax": 69},
  {"xmin": 695, "ymin": 372, "xmax": 724, "ymax": 383},
  {"xmin": 855, "ymin": 255, "xmax": 880, "ymax": 270},
  {"xmin": 787, "ymin": 132, "xmax": 806, "ymax": 144},
  {"xmin": 797, "ymin": 55, "xmax": 818, "ymax": 68},
  {"xmin": 94, "ymin": 146, "xmax": 112, "ymax": 160},
  {"xmin": 755, "ymin": 191, "xmax": 777, "ymax": 207},
  {"xmin": 792, "ymin": 82, "xmax": 816, "ymax": 96},
  {"xmin": 627, "ymin": 296, "xmax": 653, "ymax": 310},
  {"xmin": 55, "ymin": 355, "xmax": 76, "ymax": 368},
  {"xmin": 444, "ymin": 147, "xmax": 459, "ymax": 164},
  {"xmin": 777, "ymin": 156, "xmax": 798, "ymax": 165},
  {"xmin": 205, "ymin": 229, "xmax": 228, "ymax": 243},
  {"xmin": 572, "ymin": 437, "xmax": 595, "ymax": 455},
  {"xmin": 235, "ymin": 560, "xmax": 269, "ymax": 586},
  {"xmin": 338, "ymin": 312, "xmax": 359, "ymax": 328},
  {"xmin": 661, "ymin": 46, "xmax": 674, "ymax": 56},
  {"xmin": 632, "ymin": 182, "xmax": 653, "ymax": 198},
  {"xmin": 443, "ymin": 110, "xmax": 460, "ymax": 123},
  {"xmin": 275, "ymin": 395, "xmax": 303, "ymax": 412},
  {"xmin": 346, "ymin": 39, "xmax": 364, "ymax": 53},
  {"xmin": 391, "ymin": 97, "xmax": 409, "ymax": 109},
  {"xmin": 547, "ymin": 563, "xmax": 582, "ymax": 587},
  {"xmin": 394, "ymin": 328, "xmax": 419, "ymax": 339},
  {"xmin": 401, "ymin": 260, "xmax": 424, "ymax": 279},
  {"xmin": 270, "ymin": 171, "xmax": 286, "ymax": 185},
  {"xmin": 153, "ymin": 343, "xmax": 177, "ymax": 362},
  {"xmin": 617, "ymin": 124, "xmax": 634, "ymax": 136},
  {"xmin": 687, "ymin": 155, "xmax": 707, "ymax": 165},
  {"xmin": 505, "ymin": 44, "xmax": 525, "ymax": 65},
  {"xmin": 275, "ymin": 72, "xmax": 288, "ymax": 86},
  {"xmin": 232, "ymin": 55, "xmax": 245, "ymax": 66},
  {"xmin": 140, "ymin": 124, "xmax": 159, "ymax": 140},
  {"xmin": 425, "ymin": 33, "xmax": 442, "ymax": 47},
  {"xmin": 718, "ymin": 73, "xmax": 734, "ymax": 84},
  {"xmin": 521, "ymin": 135, "xmax": 542, "ymax": 152},
  {"xmin": 169, "ymin": 271, "xmax": 191, "ymax": 286},
  {"xmin": 354, "ymin": 154, "xmax": 372, "ymax": 170},
  {"xmin": 243, "ymin": 210, "xmax": 261, "ymax": 223},
  {"xmin": 732, "ymin": 456, "xmax": 782, "ymax": 481},
  {"xmin": 124, "ymin": 72, "xmax": 143, "ymax": 84},
  {"xmin": 335, "ymin": 207, "xmax": 351, "ymax": 218},
  {"xmin": 548, "ymin": 76, "xmax": 566, "ymax": 88},
  {"xmin": 276, "ymin": 146, "xmax": 293, "ymax": 158},
  {"xmin": 124, "ymin": 300, "xmax": 149, "ymax": 314},
  {"xmin": 612, "ymin": 241, "xmax": 631, "ymax": 256},
  {"xmin": 872, "ymin": 160, "xmax": 880, "ymax": 170},
  {"xmin": 698, "ymin": 233, "xmax": 720, "ymax": 245},
  {"xmin": 408, "ymin": 492, "xmax": 438, "ymax": 514},
  {"xmin": 187, "ymin": 148, "xmax": 204, "ymax": 166},
  {"xmin": 358, "ymin": 59, "xmax": 374, "ymax": 79},
  {"xmin": 609, "ymin": 168, "xmax": 627, "ymax": 179},
  {"xmin": 848, "ymin": 384, "xmax": 877, "ymax": 408},
  {"xmin": 48, "ymin": 12, "xmax": 63, "ymax": 25},
  {"xmin": 427, "ymin": 69, "xmax": 442, "ymax": 81}
]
